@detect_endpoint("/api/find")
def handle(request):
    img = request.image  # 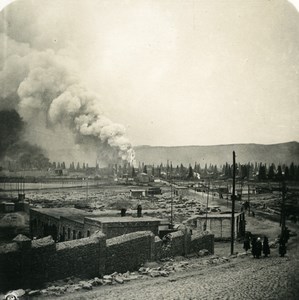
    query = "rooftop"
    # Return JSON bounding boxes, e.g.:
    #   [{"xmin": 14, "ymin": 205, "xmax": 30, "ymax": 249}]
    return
[
  {"xmin": 85, "ymin": 216, "xmax": 162, "ymax": 224},
  {"xmin": 30, "ymin": 207, "xmax": 91, "ymax": 220}
]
